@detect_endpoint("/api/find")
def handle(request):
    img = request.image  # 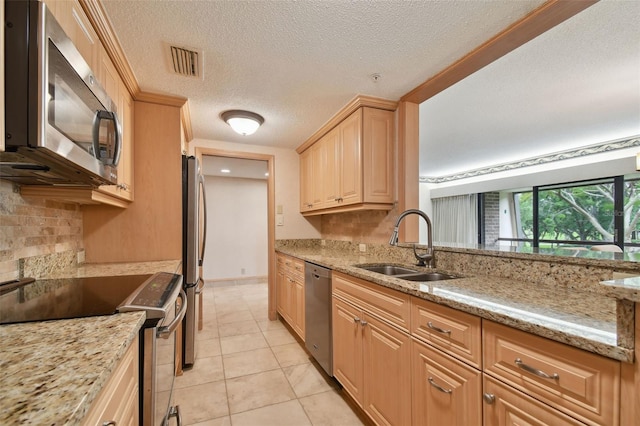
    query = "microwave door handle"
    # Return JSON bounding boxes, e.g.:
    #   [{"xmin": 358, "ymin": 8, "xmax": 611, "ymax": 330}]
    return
[
  {"xmin": 111, "ymin": 111, "xmax": 122, "ymax": 167},
  {"xmin": 198, "ymin": 174, "xmax": 207, "ymax": 266},
  {"xmin": 92, "ymin": 110, "xmax": 122, "ymax": 166}
]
